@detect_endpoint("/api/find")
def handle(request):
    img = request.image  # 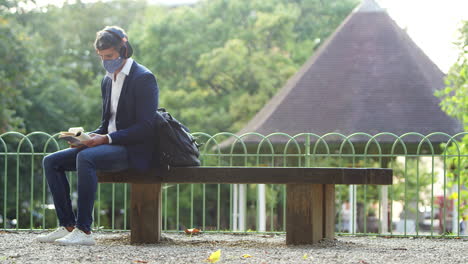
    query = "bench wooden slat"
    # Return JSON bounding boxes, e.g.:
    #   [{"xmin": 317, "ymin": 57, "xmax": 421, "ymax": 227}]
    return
[{"xmin": 98, "ymin": 167, "xmax": 392, "ymax": 185}]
